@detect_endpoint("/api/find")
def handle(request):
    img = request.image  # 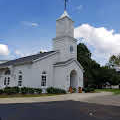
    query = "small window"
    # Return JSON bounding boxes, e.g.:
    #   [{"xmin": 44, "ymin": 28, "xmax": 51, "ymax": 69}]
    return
[
  {"xmin": 18, "ymin": 71, "xmax": 23, "ymax": 87},
  {"xmin": 7, "ymin": 77, "xmax": 10, "ymax": 85},
  {"xmin": 19, "ymin": 71, "xmax": 22, "ymax": 74},
  {"xmin": 41, "ymin": 71, "xmax": 47, "ymax": 87}
]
